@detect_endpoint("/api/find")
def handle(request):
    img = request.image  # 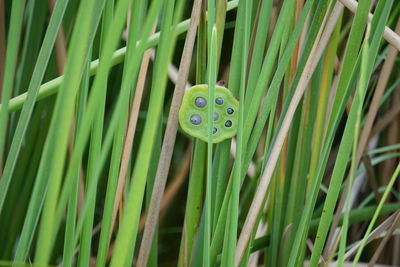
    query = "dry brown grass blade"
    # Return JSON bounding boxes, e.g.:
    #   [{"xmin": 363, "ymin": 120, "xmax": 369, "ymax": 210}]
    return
[
  {"xmin": 135, "ymin": 0, "xmax": 202, "ymax": 265},
  {"xmin": 368, "ymin": 210, "xmax": 400, "ymax": 267},
  {"xmin": 109, "ymin": 24, "xmax": 157, "ymax": 239},
  {"xmin": 339, "ymin": 0, "xmax": 400, "ymax": 51},
  {"xmin": 234, "ymin": 2, "xmax": 340, "ymax": 264},
  {"xmin": 342, "ymin": 211, "xmax": 400, "ymax": 261}
]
